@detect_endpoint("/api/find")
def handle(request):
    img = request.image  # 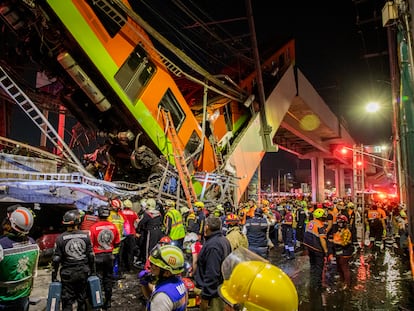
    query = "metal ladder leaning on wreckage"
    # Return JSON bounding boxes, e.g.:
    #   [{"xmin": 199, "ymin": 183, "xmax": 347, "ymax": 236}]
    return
[
  {"xmin": 0, "ymin": 65, "xmax": 143, "ymax": 198},
  {"xmin": 0, "ymin": 66, "xmax": 216, "ymax": 203}
]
